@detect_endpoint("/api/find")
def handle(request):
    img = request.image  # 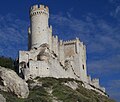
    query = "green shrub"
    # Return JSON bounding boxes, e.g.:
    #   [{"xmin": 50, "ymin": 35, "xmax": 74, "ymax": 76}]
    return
[
  {"xmin": 0, "ymin": 56, "xmax": 15, "ymax": 70},
  {"xmin": 0, "ymin": 77, "xmax": 116, "ymax": 102}
]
